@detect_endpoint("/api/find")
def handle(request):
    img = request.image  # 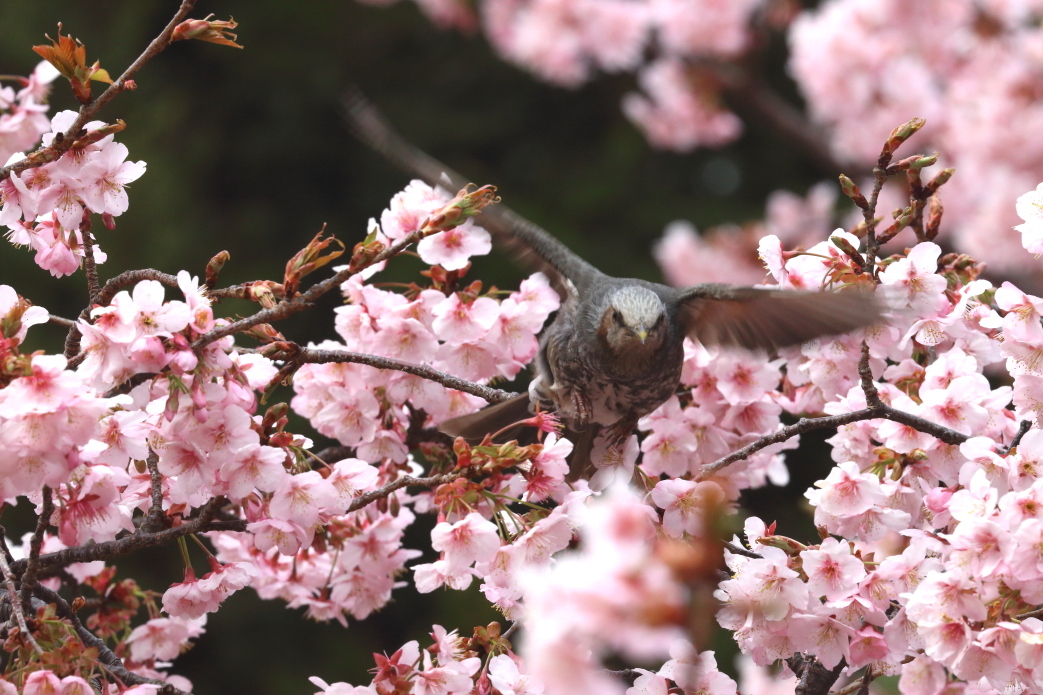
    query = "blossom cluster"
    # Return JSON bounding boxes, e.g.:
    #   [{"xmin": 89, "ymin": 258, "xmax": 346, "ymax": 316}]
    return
[
  {"xmin": 311, "ymin": 487, "xmax": 740, "ymax": 695},
  {"xmin": 2, "ymin": 106, "xmax": 146, "ymax": 277},
  {"xmin": 292, "ymin": 178, "xmax": 560, "ymax": 459}
]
